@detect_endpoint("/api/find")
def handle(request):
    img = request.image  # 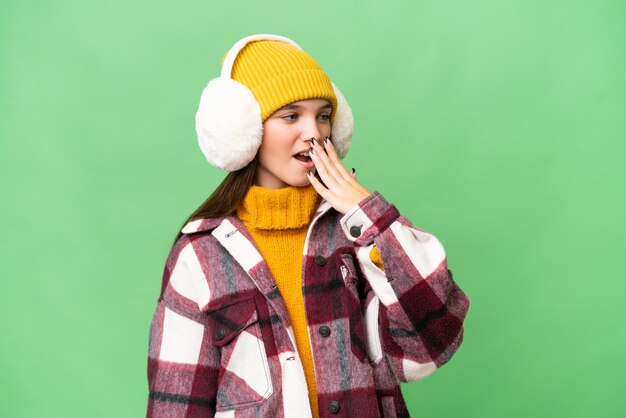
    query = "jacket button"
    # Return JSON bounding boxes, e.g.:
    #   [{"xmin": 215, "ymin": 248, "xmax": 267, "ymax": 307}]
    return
[
  {"xmin": 314, "ymin": 255, "xmax": 326, "ymax": 266},
  {"xmin": 319, "ymin": 325, "xmax": 331, "ymax": 337},
  {"xmin": 349, "ymin": 225, "xmax": 362, "ymax": 238},
  {"xmin": 215, "ymin": 328, "xmax": 226, "ymax": 340},
  {"xmin": 329, "ymin": 400, "xmax": 341, "ymax": 413}
]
